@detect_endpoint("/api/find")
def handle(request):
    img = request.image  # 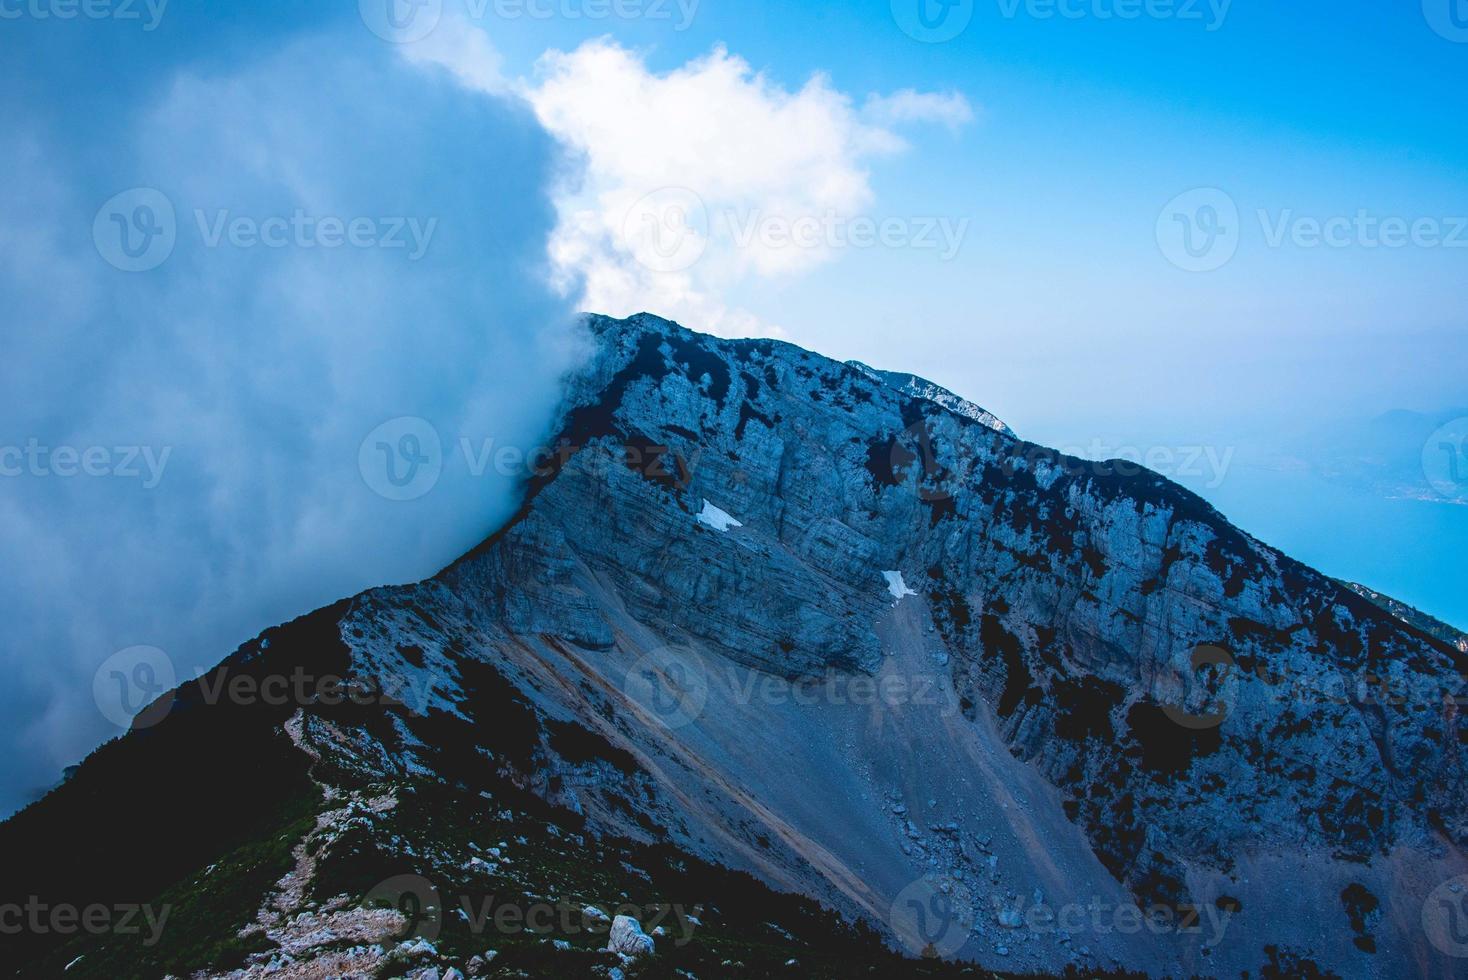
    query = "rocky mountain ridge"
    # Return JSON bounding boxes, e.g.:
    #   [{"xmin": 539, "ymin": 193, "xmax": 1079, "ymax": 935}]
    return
[{"xmin": 3, "ymin": 313, "xmax": 1464, "ymax": 979}]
